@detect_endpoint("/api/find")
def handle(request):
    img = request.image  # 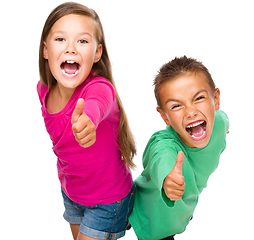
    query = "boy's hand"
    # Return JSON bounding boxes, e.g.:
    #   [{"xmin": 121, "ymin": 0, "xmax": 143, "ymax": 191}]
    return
[
  {"xmin": 72, "ymin": 98, "xmax": 96, "ymax": 148},
  {"xmin": 163, "ymin": 151, "xmax": 185, "ymax": 201}
]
